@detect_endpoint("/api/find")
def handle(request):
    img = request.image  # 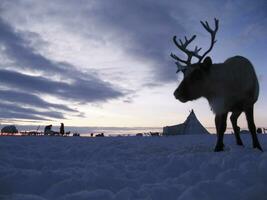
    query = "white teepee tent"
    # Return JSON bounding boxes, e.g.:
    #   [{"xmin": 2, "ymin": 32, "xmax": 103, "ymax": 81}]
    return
[{"xmin": 163, "ymin": 110, "xmax": 209, "ymax": 135}]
